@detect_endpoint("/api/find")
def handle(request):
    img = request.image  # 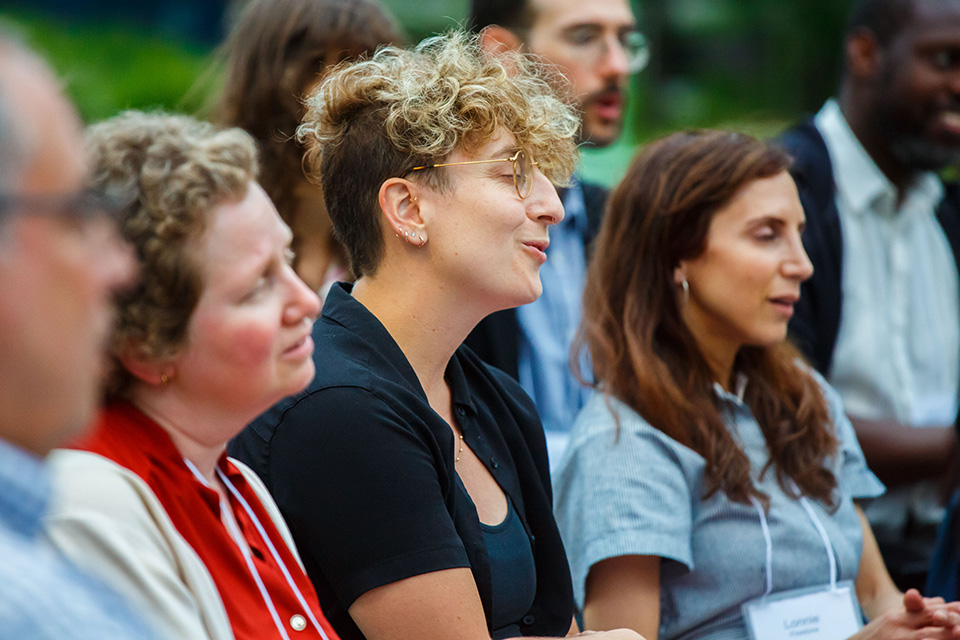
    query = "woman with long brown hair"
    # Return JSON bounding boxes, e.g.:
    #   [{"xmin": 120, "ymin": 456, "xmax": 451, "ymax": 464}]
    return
[
  {"xmin": 554, "ymin": 130, "xmax": 960, "ymax": 640},
  {"xmin": 214, "ymin": 0, "xmax": 402, "ymax": 295}
]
